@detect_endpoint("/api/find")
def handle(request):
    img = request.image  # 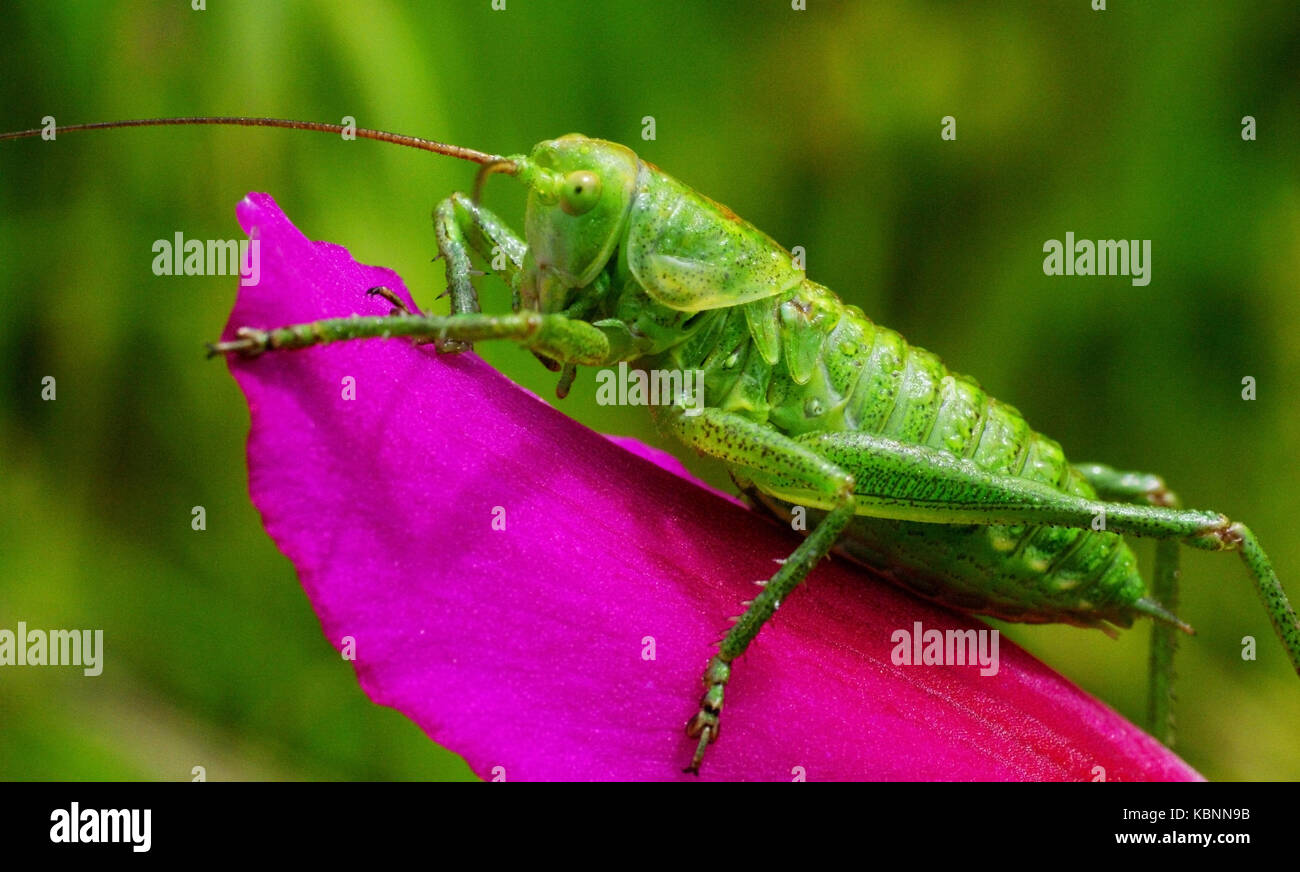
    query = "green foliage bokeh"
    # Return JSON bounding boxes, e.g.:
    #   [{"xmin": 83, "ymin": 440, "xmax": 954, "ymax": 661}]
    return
[{"xmin": 1, "ymin": 1, "xmax": 1297, "ymax": 781}]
